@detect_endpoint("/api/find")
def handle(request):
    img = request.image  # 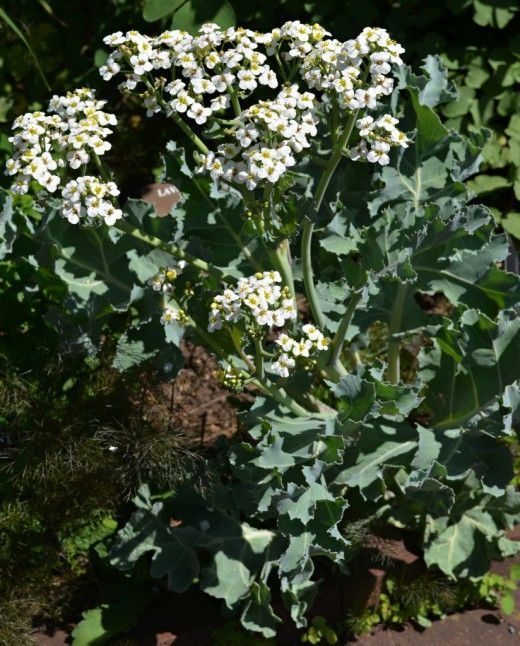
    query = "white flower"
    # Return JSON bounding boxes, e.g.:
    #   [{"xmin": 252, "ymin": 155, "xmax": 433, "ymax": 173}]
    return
[
  {"xmin": 210, "ymin": 95, "xmax": 230, "ymax": 112},
  {"xmin": 367, "ymin": 140, "xmax": 390, "ymax": 165},
  {"xmin": 211, "ymin": 72, "xmax": 234, "ymax": 92},
  {"xmin": 349, "ymin": 141, "xmax": 369, "ymax": 161},
  {"xmin": 165, "ymin": 79, "xmax": 186, "ymax": 96},
  {"xmin": 237, "ymin": 69, "xmax": 258, "ymax": 92},
  {"xmin": 191, "ymin": 77, "xmax": 217, "ymax": 94},
  {"xmin": 172, "ymin": 91, "xmax": 194, "ymax": 113},
  {"xmin": 302, "ymin": 324, "xmax": 322, "ymax": 341},
  {"xmin": 258, "ymin": 68, "xmax": 278, "ymax": 88},
  {"xmin": 271, "ymin": 353, "xmax": 295, "ymax": 378},
  {"xmin": 40, "ymin": 174, "xmax": 60, "ymax": 193},
  {"xmin": 187, "ymin": 102, "xmax": 212, "ymax": 124},
  {"xmin": 130, "ymin": 53, "xmax": 153, "ymax": 76},
  {"xmin": 99, "ymin": 61, "xmax": 121, "ymax": 81},
  {"xmin": 281, "ymin": 298, "xmax": 297, "ymax": 320},
  {"xmin": 160, "ymin": 306, "xmax": 187, "ymax": 325},
  {"xmin": 276, "ymin": 333, "xmax": 295, "ymax": 352},
  {"xmin": 11, "ymin": 176, "xmax": 30, "ymax": 194},
  {"xmin": 205, "ymin": 51, "xmax": 221, "ymax": 69},
  {"xmin": 291, "ymin": 338, "xmax": 313, "ymax": 357},
  {"xmin": 316, "ymin": 336, "xmax": 331, "ymax": 351},
  {"xmin": 210, "ymin": 312, "xmax": 225, "ymax": 332},
  {"xmin": 103, "ymin": 32, "xmax": 126, "ymax": 46}
]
